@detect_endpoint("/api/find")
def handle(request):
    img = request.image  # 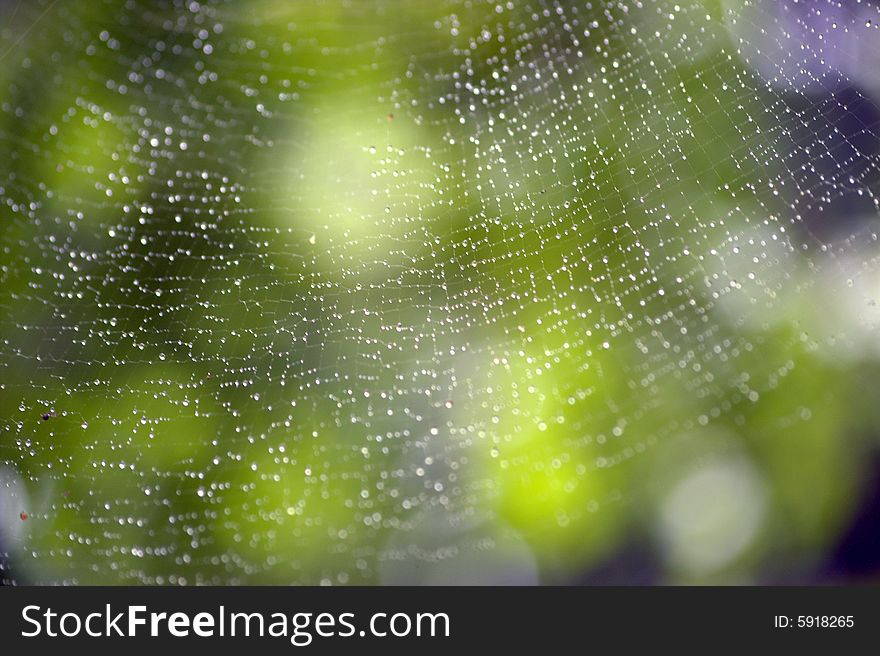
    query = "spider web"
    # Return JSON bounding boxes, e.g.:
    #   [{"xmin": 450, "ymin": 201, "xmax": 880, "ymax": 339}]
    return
[{"xmin": 1, "ymin": 0, "xmax": 879, "ymax": 584}]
